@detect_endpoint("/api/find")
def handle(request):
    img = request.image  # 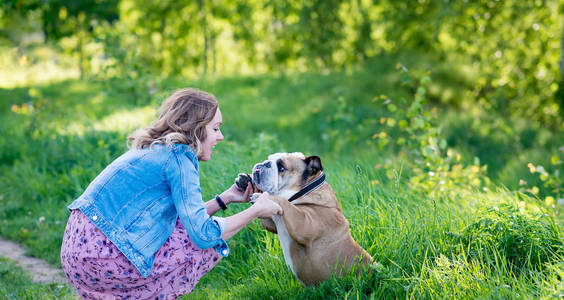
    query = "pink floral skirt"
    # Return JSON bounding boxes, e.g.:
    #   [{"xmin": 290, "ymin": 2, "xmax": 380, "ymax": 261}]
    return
[{"xmin": 60, "ymin": 209, "xmax": 221, "ymax": 299}]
